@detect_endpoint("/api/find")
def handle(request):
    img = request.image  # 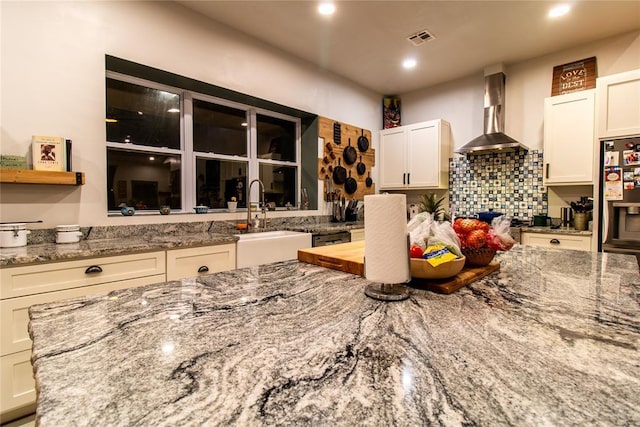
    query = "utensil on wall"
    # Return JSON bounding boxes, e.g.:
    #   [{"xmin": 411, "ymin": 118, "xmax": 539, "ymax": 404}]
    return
[
  {"xmin": 345, "ymin": 170, "xmax": 358, "ymax": 194},
  {"xmin": 333, "ymin": 122, "xmax": 341, "ymax": 145},
  {"xmin": 357, "ymin": 129, "xmax": 369, "ymax": 152},
  {"xmin": 343, "ymin": 138, "xmax": 357, "ymax": 165},
  {"xmin": 356, "ymin": 155, "xmax": 366, "ymax": 175},
  {"xmin": 333, "ymin": 158, "xmax": 346, "ymax": 185},
  {"xmin": 365, "ymin": 172, "xmax": 373, "ymax": 187}
]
